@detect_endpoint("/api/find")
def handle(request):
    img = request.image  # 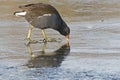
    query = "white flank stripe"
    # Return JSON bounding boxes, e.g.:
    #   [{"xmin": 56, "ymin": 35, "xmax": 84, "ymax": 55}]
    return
[
  {"xmin": 37, "ymin": 14, "xmax": 52, "ymax": 18},
  {"xmin": 43, "ymin": 13, "xmax": 52, "ymax": 16}
]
